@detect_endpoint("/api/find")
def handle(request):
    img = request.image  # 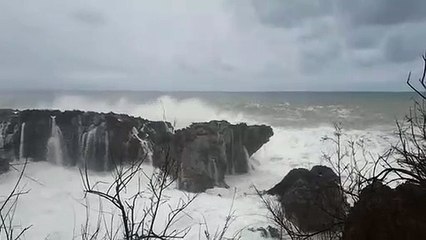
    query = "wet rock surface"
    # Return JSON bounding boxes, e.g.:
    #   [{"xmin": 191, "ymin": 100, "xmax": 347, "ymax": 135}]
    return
[
  {"xmin": 0, "ymin": 157, "xmax": 9, "ymax": 174},
  {"xmin": 0, "ymin": 109, "xmax": 170, "ymax": 171},
  {"xmin": 268, "ymin": 165, "xmax": 348, "ymax": 232},
  {"xmin": 157, "ymin": 120, "xmax": 273, "ymax": 192},
  {"xmin": 343, "ymin": 182, "xmax": 426, "ymax": 240}
]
